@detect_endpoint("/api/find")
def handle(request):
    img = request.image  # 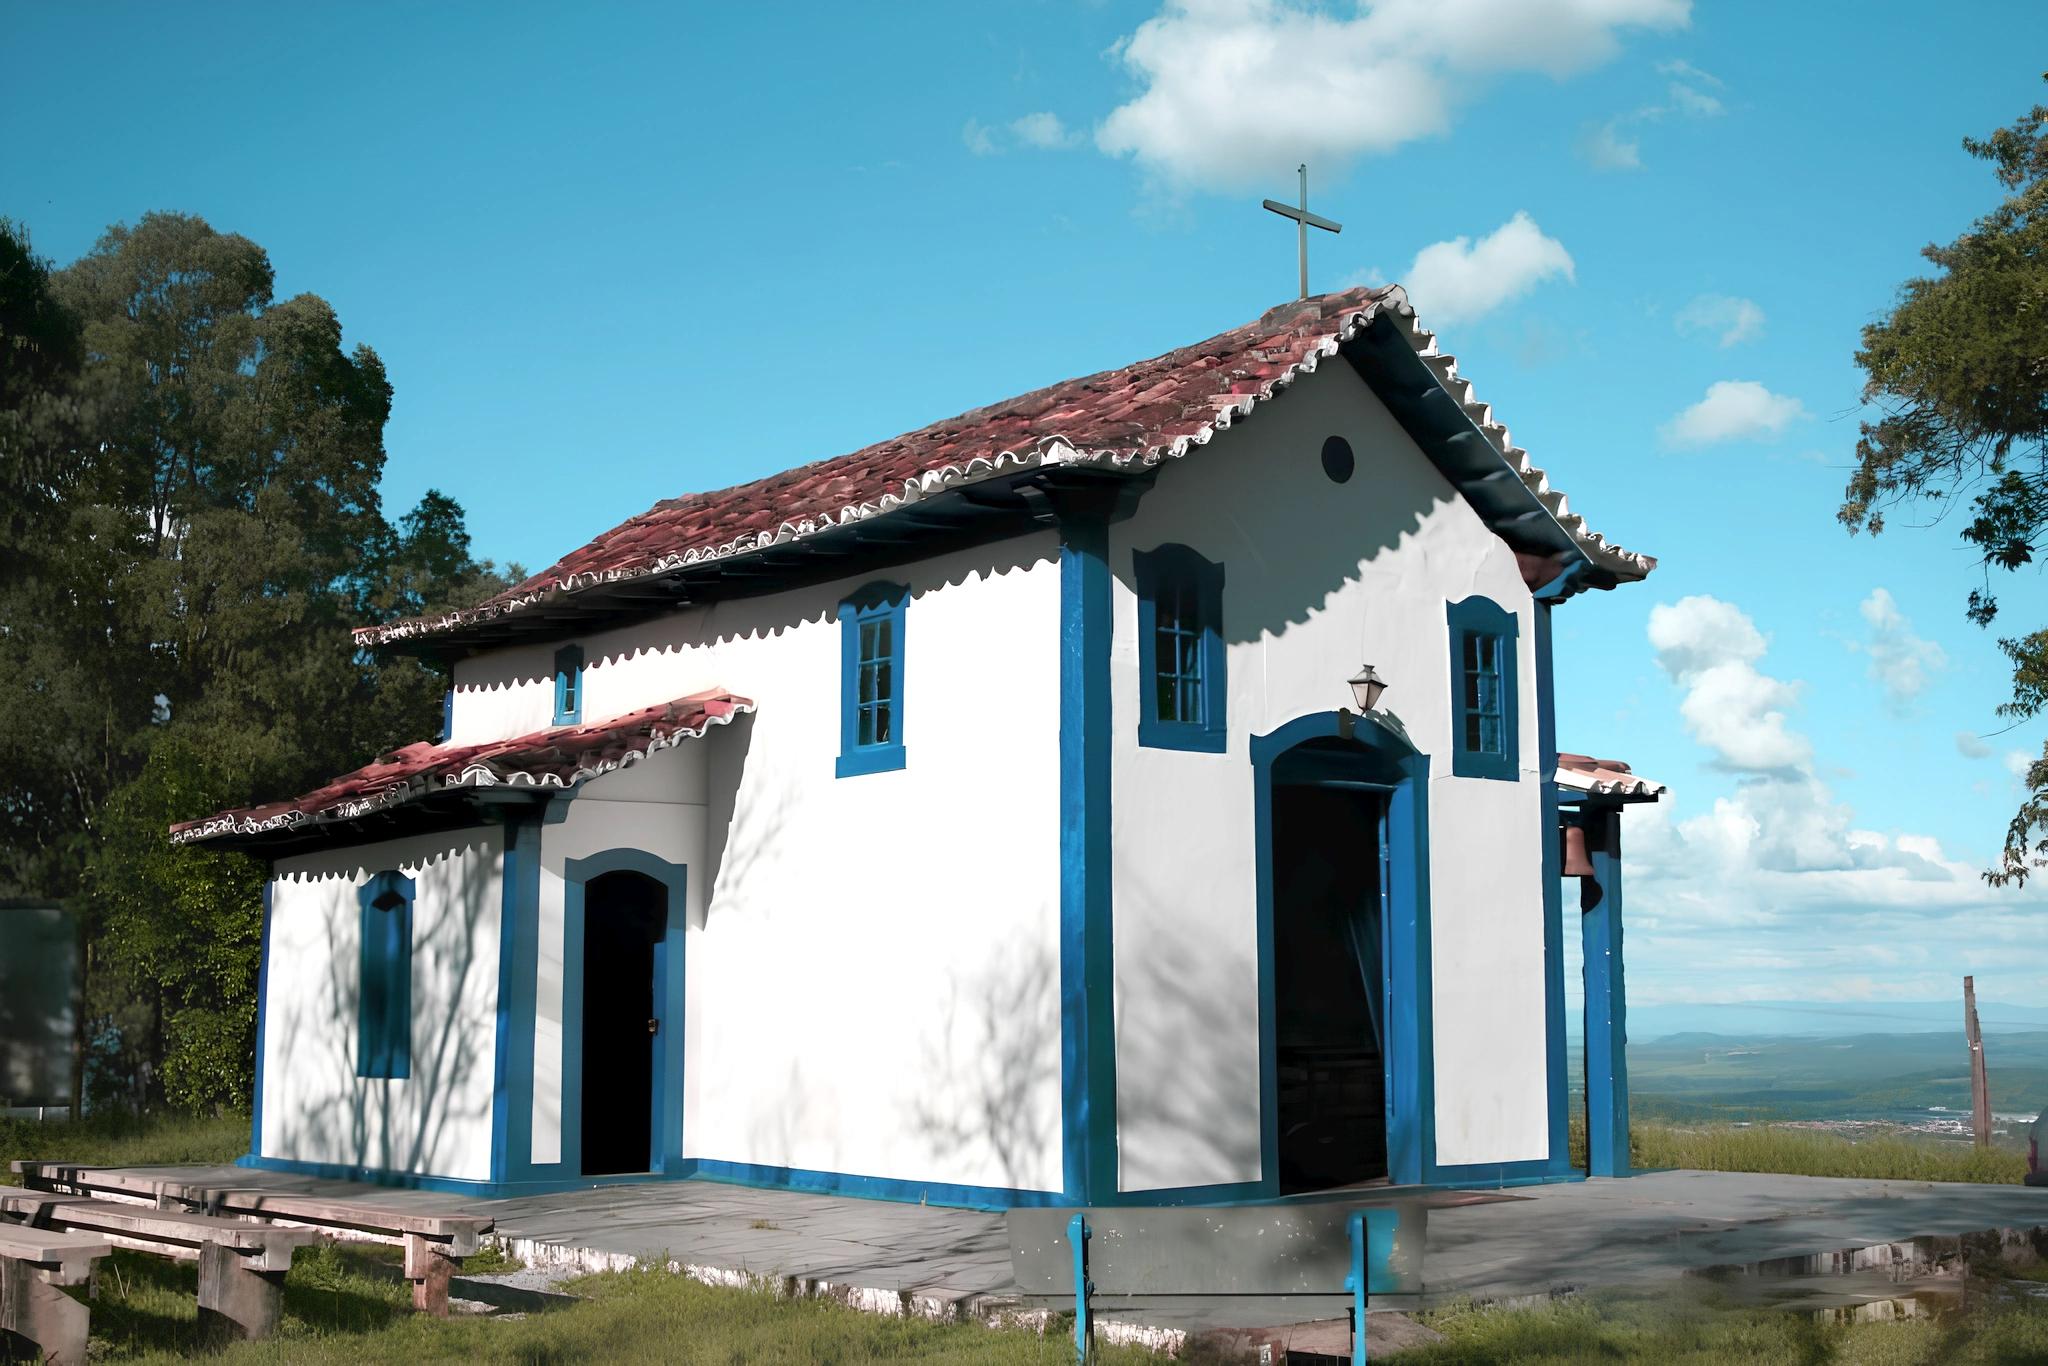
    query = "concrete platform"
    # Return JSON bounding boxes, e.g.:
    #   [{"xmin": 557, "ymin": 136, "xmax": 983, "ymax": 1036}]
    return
[{"xmin": 31, "ymin": 1166, "xmax": 2048, "ymax": 1343}]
